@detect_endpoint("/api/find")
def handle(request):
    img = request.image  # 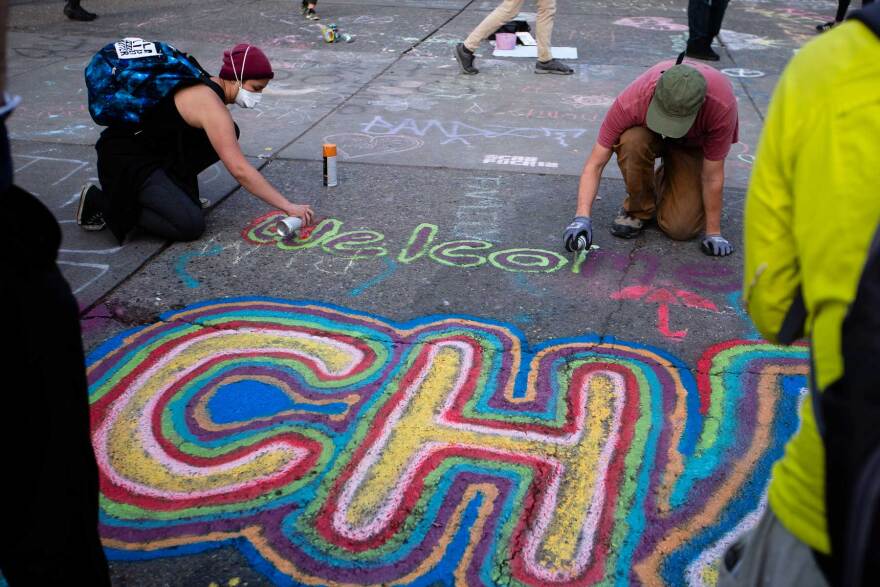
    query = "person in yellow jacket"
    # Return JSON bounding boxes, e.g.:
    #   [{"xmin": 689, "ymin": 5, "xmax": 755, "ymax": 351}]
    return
[{"xmin": 721, "ymin": 11, "xmax": 880, "ymax": 587}]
